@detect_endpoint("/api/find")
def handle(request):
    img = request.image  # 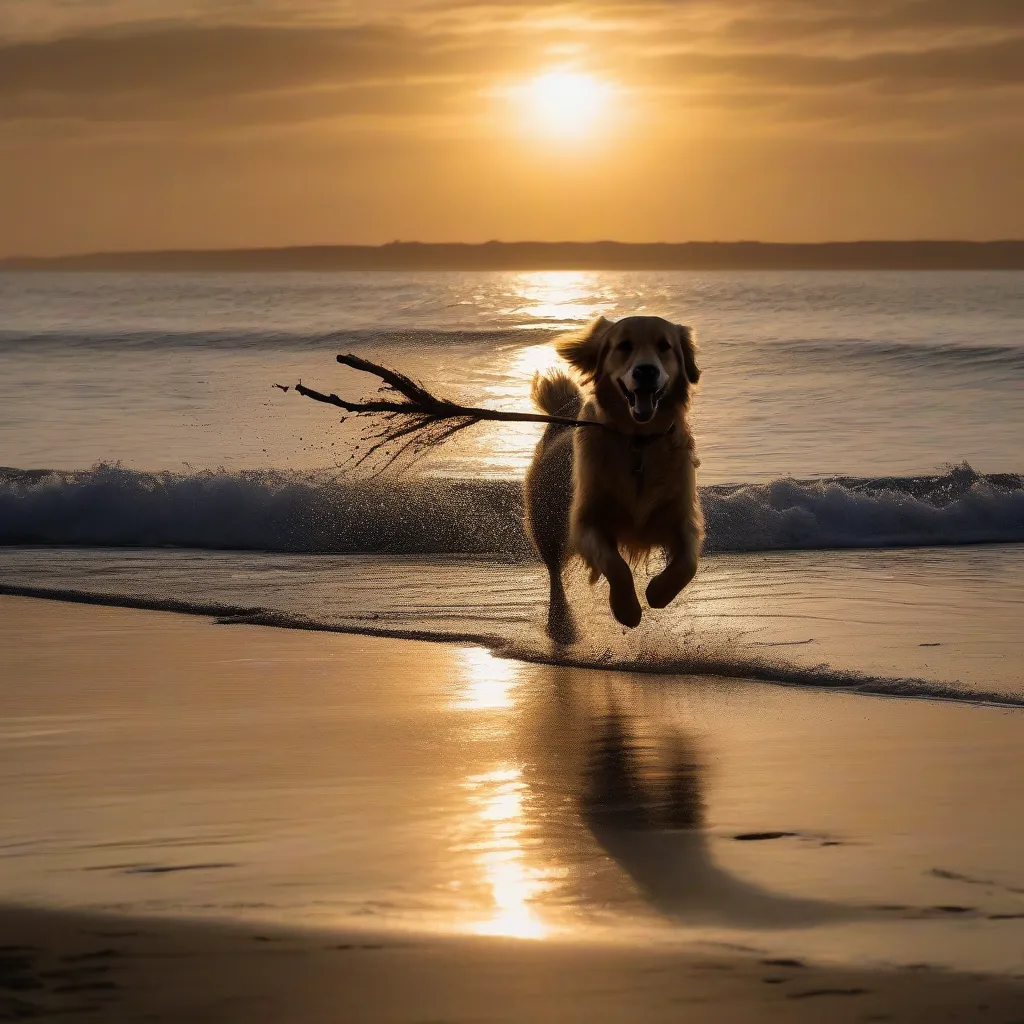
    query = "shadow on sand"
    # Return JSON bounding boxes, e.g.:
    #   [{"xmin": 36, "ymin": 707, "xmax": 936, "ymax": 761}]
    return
[{"xmin": 528, "ymin": 667, "xmax": 859, "ymax": 930}]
